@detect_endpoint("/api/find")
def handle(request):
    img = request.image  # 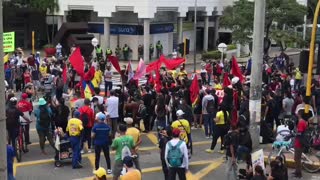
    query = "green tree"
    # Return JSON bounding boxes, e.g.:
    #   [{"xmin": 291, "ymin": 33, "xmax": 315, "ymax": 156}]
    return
[{"xmin": 220, "ymin": 0, "xmax": 307, "ymax": 51}]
